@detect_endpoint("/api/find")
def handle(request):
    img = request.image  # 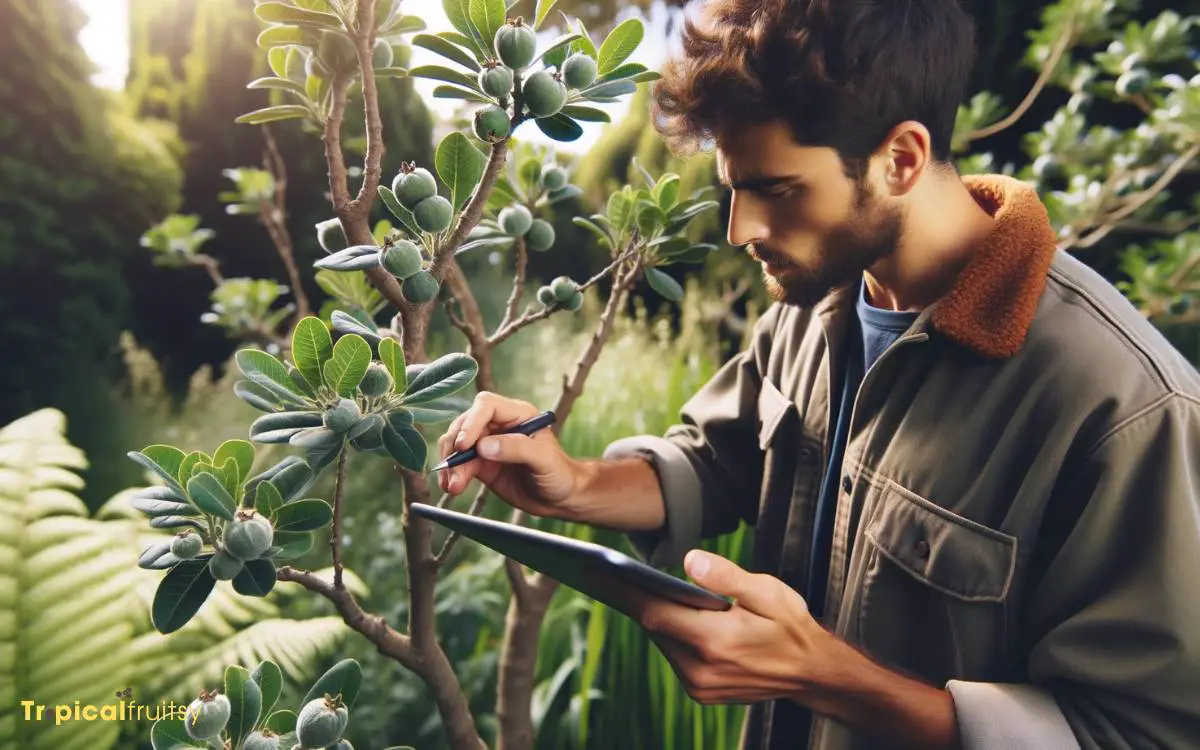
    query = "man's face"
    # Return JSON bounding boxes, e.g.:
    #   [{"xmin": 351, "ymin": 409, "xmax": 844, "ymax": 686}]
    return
[{"xmin": 717, "ymin": 120, "xmax": 903, "ymax": 307}]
